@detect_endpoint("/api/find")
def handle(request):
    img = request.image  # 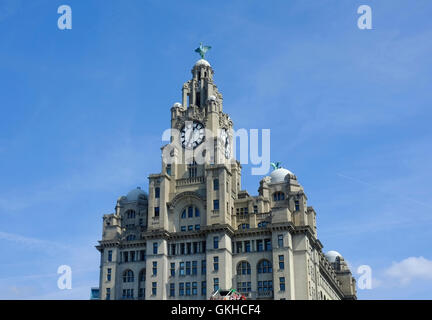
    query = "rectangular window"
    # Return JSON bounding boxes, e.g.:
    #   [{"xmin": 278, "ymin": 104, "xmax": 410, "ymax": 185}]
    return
[
  {"xmin": 202, "ymin": 241, "xmax": 206, "ymax": 253},
  {"xmin": 179, "ymin": 283, "xmax": 184, "ymax": 296},
  {"xmin": 202, "ymin": 260, "xmax": 207, "ymax": 274},
  {"xmin": 257, "ymin": 239, "xmax": 263, "ymax": 252},
  {"xmin": 152, "ymin": 261, "xmax": 157, "ymax": 276},
  {"xmin": 279, "ymin": 255, "xmax": 285, "ymax": 270},
  {"xmin": 202, "ymin": 281, "xmax": 206, "ymax": 296},
  {"xmin": 152, "ymin": 282, "xmax": 157, "ymax": 296},
  {"xmin": 155, "ymin": 187, "xmax": 160, "ymax": 198},
  {"xmin": 170, "ymin": 263, "xmax": 175, "ymax": 276},
  {"xmin": 245, "ymin": 241, "xmax": 250, "ymax": 252},
  {"xmin": 188, "ymin": 206, "xmax": 193, "ymax": 217},
  {"xmin": 192, "ymin": 261, "xmax": 198, "ymax": 275},
  {"xmin": 106, "ymin": 288, "xmax": 111, "ymax": 300},
  {"xmin": 195, "ymin": 207, "xmax": 200, "ymax": 217},
  {"xmin": 193, "ymin": 242, "xmax": 198, "ymax": 254},
  {"xmin": 213, "ymin": 278, "xmax": 219, "ymax": 292},
  {"xmin": 186, "ymin": 282, "xmax": 191, "ymax": 296},
  {"xmin": 295, "ymin": 200, "xmax": 300, "ymax": 211},
  {"xmin": 123, "ymin": 251, "xmax": 129, "ymax": 262},
  {"xmin": 265, "ymin": 239, "xmax": 272, "ymax": 251},
  {"xmin": 107, "ymin": 250, "xmax": 112, "ymax": 262},
  {"xmin": 192, "ymin": 282, "xmax": 198, "ymax": 296},
  {"xmin": 154, "ymin": 207, "xmax": 160, "ymax": 217},
  {"xmin": 106, "ymin": 268, "xmax": 111, "ymax": 282},
  {"xmin": 179, "ymin": 262, "xmax": 185, "ymax": 276},
  {"xmin": 186, "ymin": 261, "xmax": 191, "ymax": 275},
  {"xmin": 171, "ymin": 244, "xmax": 176, "ymax": 256},
  {"xmin": 170, "ymin": 283, "xmax": 175, "ymax": 297},
  {"xmin": 254, "ymin": 205, "xmax": 258, "ymax": 213},
  {"xmin": 166, "ymin": 164, "xmax": 171, "ymax": 176},
  {"xmin": 213, "ymin": 179, "xmax": 219, "ymax": 190},
  {"xmin": 195, "ymin": 224, "xmax": 200, "ymax": 230},
  {"xmin": 181, "ymin": 226, "xmax": 186, "ymax": 232},
  {"xmin": 187, "ymin": 242, "xmax": 191, "ymax": 254},
  {"xmin": 213, "ymin": 236, "xmax": 219, "ymax": 249},
  {"xmin": 213, "ymin": 200, "xmax": 219, "ymax": 210},
  {"xmin": 278, "ymin": 235, "xmax": 283, "ymax": 248},
  {"xmin": 180, "ymin": 243, "xmax": 185, "ymax": 255},
  {"xmin": 188, "ymin": 225, "xmax": 193, "ymax": 231},
  {"xmin": 153, "ymin": 242, "xmax": 158, "ymax": 254},
  {"xmin": 280, "ymin": 277, "xmax": 286, "ymax": 291},
  {"xmin": 236, "ymin": 241, "xmax": 242, "ymax": 253},
  {"xmin": 213, "ymin": 256, "xmax": 219, "ymax": 271}
]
